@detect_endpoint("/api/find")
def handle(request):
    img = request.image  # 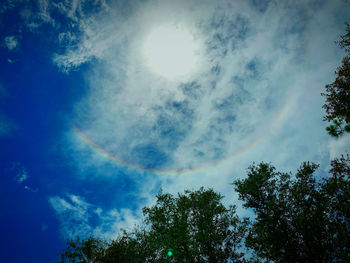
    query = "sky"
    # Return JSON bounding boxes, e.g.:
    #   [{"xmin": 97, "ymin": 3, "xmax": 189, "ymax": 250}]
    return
[{"xmin": 1, "ymin": 0, "xmax": 350, "ymax": 262}]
